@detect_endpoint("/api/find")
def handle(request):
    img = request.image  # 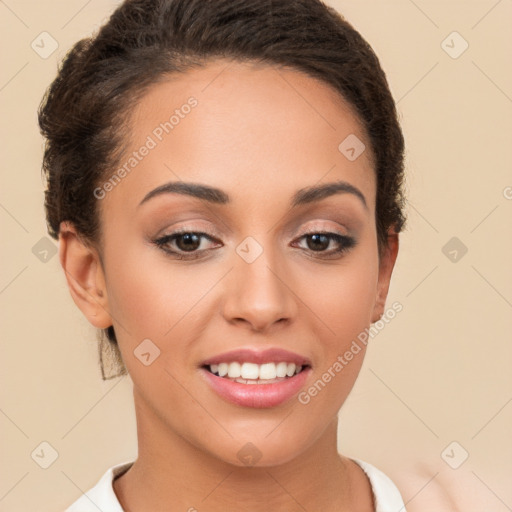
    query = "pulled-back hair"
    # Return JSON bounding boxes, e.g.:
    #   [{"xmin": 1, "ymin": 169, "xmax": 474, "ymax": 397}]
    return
[{"xmin": 38, "ymin": 0, "xmax": 406, "ymax": 379}]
